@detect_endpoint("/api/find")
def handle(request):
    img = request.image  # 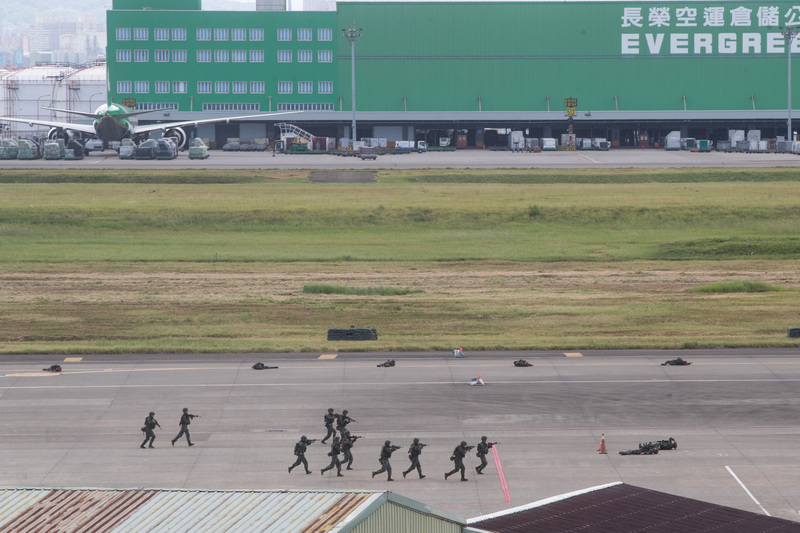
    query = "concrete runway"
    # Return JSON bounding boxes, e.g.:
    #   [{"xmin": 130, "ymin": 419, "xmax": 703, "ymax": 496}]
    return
[
  {"xmin": 1, "ymin": 148, "xmax": 800, "ymax": 169},
  {"xmin": 1, "ymin": 349, "xmax": 799, "ymax": 521}
]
